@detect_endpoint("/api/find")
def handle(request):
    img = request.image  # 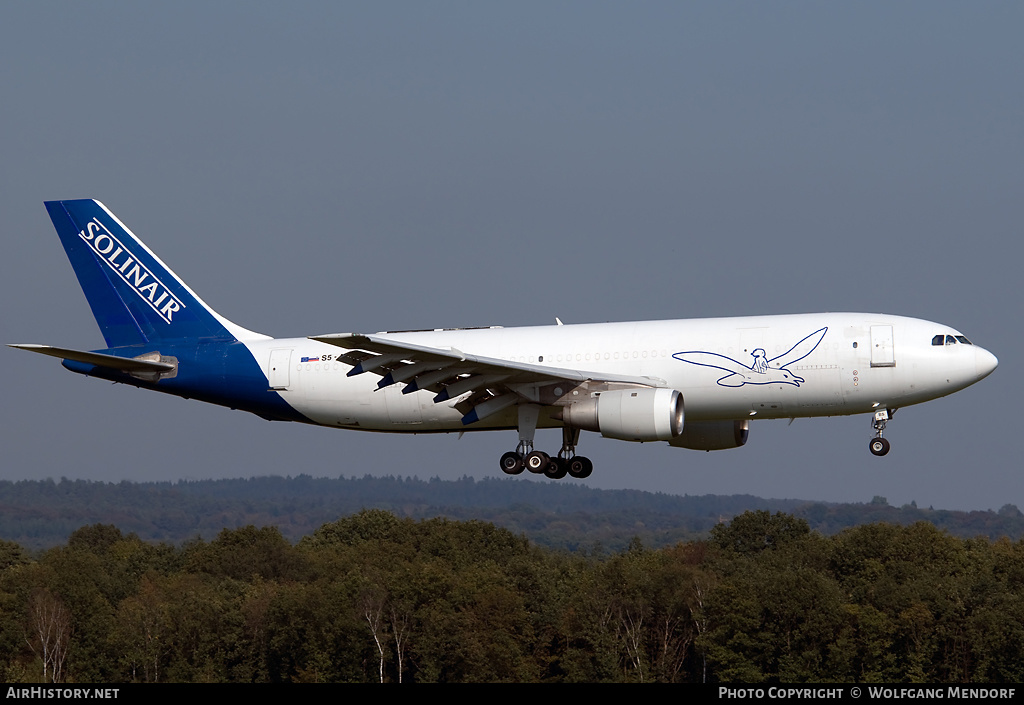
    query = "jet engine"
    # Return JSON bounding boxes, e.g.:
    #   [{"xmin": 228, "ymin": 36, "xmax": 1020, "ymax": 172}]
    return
[
  {"xmin": 668, "ymin": 420, "xmax": 749, "ymax": 450},
  {"xmin": 559, "ymin": 388, "xmax": 684, "ymax": 442}
]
